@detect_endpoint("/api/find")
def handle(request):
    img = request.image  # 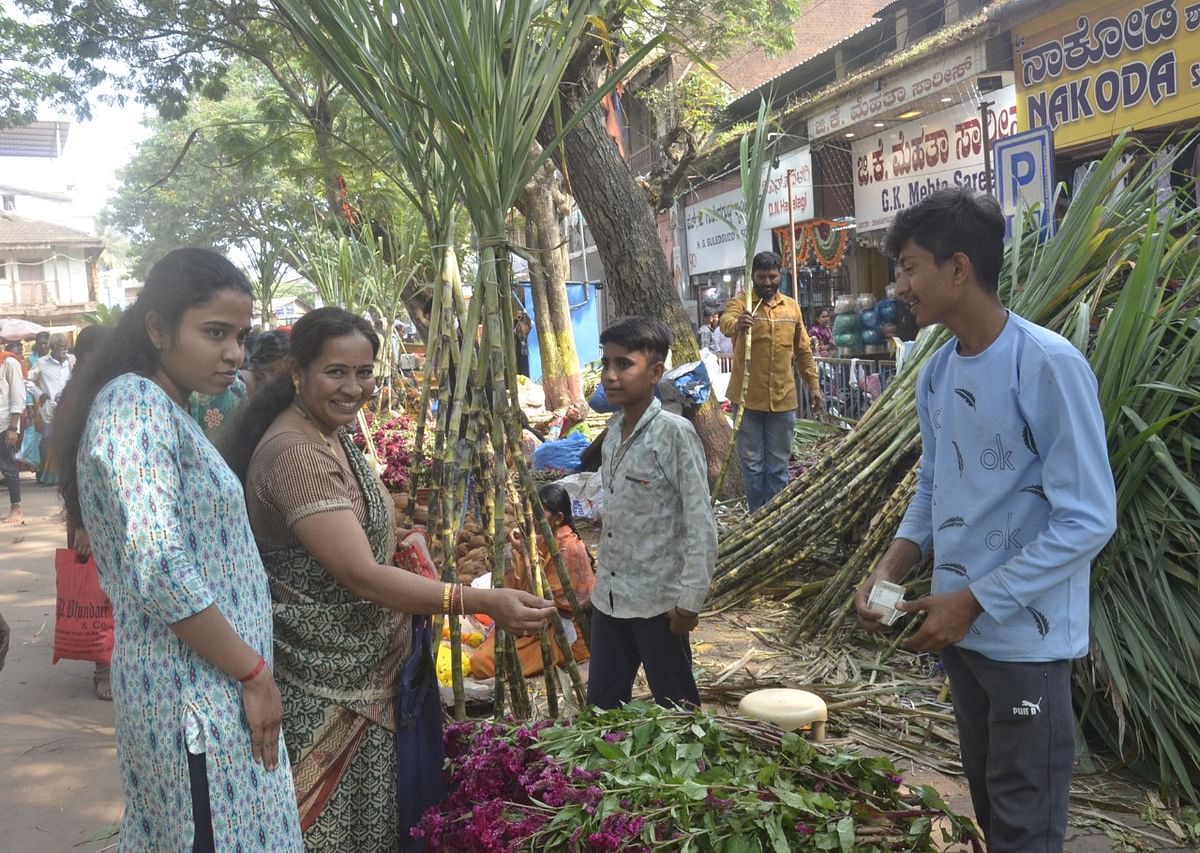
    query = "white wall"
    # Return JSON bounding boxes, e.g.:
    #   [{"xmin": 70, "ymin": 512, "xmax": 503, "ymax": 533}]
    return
[{"xmin": 1, "ymin": 193, "xmax": 74, "ymax": 224}]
